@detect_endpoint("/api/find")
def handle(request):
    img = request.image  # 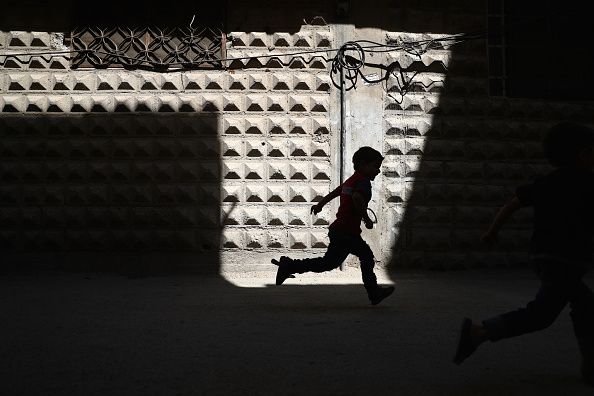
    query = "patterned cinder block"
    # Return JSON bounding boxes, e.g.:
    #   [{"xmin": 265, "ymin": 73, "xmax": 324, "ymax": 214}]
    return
[
  {"xmin": 268, "ymin": 116, "xmax": 290, "ymax": 135},
  {"xmin": 243, "ymin": 207, "xmax": 266, "ymax": 226},
  {"xmin": 266, "ymin": 207, "xmax": 287, "ymax": 226},
  {"xmin": 288, "ymin": 185, "xmax": 309, "ymax": 203},
  {"xmin": 310, "ymin": 231, "xmax": 329, "ymax": 248},
  {"xmin": 245, "ymin": 230, "xmax": 267, "ymax": 248},
  {"xmin": 289, "ymin": 231, "xmax": 309, "ymax": 249},
  {"xmin": 245, "ymin": 162, "xmax": 265, "ymax": 180},
  {"xmin": 221, "ymin": 185, "xmax": 244, "ymax": 202},
  {"xmin": 267, "ymin": 230, "xmax": 287, "ymax": 248},
  {"xmin": 267, "ymin": 162, "xmax": 288, "ymax": 180},
  {"xmin": 266, "ymin": 185, "xmax": 286, "ymax": 203},
  {"xmin": 245, "ymin": 184, "xmax": 268, "ymax": 202},
  {"xmin": 222, "ymin": 229, "xmax": 244, "ymax": 249}
]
